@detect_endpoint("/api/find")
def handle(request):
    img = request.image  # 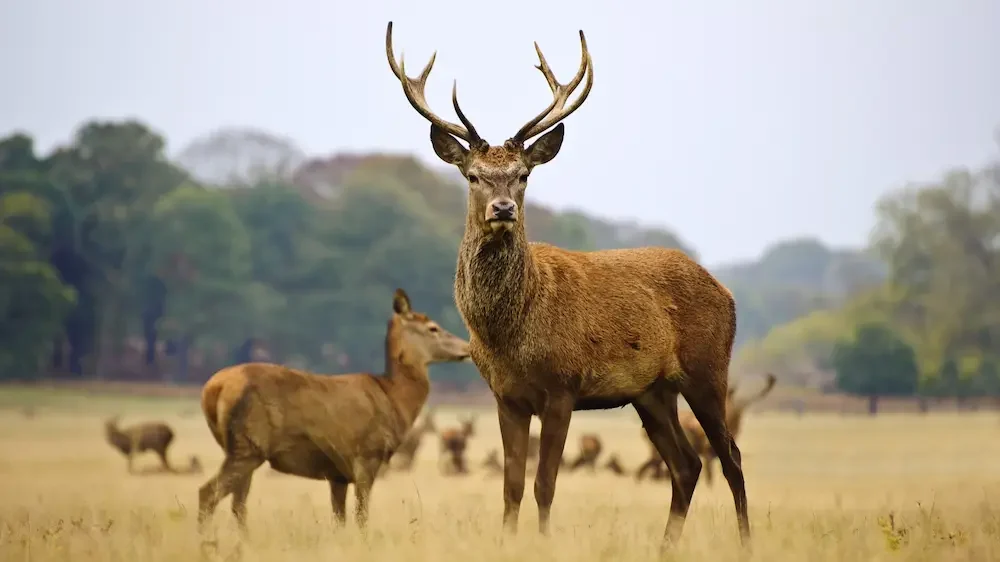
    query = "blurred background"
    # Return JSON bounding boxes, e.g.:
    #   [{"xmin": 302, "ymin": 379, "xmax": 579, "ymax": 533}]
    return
[{"xmin": 1, "ymin": 0, "xmax": 999, "ymax": 414}]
